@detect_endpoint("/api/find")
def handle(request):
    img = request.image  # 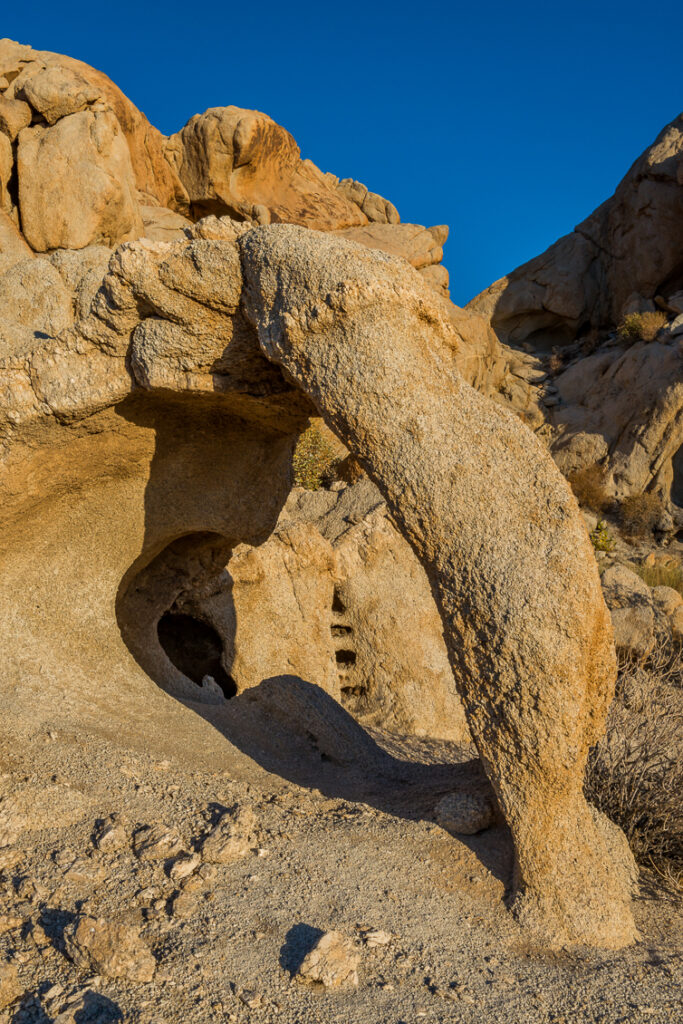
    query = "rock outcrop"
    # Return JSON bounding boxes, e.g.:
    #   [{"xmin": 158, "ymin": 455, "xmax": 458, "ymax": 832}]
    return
[
  {"xmin": 186, "ymin": 480, "xmax": 471, "ymax": 741},
  {"xmin": 467, "ymin": 113, "xmax": 683, "ymax": 514},
  {"xmin": 0, "ymin": 216, "xmax": 636, "ymax": 949},
  {"xmin": 0, "ymin": 40, "xmax": 643, "ymax": 952},
  {"xmin": 468, "ymin": 112, "xmax": 683, "ymax": 342}
]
